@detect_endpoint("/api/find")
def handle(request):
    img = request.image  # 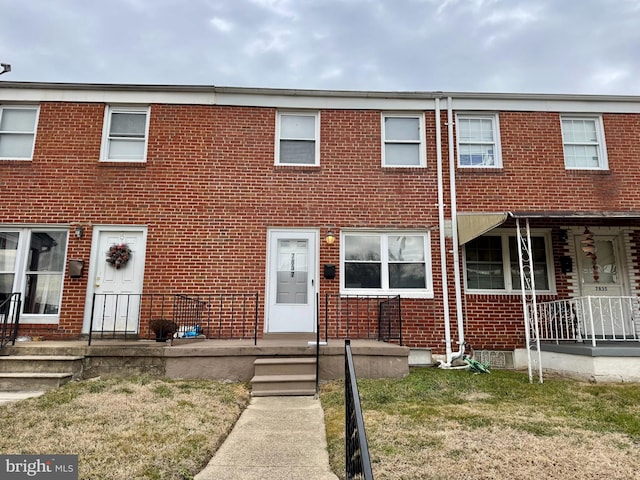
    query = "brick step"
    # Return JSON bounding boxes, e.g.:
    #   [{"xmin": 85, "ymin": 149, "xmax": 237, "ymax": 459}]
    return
[
  {"xmin": 253, "ymin": 357, "xmax": 316, "ymax": 376},
  {"xmin": 250, "ymin": 374, "xmax": 316, "ymax": 397},
  {"xmin": 0, "ymin": 372, "xmax": 74, "ymax": 392},
  {"xmin": 0, "ymin": 356, "xmax": 84, "ymax": 376}
]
